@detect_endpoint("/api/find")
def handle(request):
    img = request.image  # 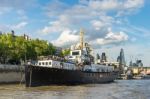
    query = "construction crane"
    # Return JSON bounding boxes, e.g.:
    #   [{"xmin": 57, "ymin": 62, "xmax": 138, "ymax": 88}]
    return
[{"xmin": 80, "ymin": 28, "xmax": 84, "ymax": 50}]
